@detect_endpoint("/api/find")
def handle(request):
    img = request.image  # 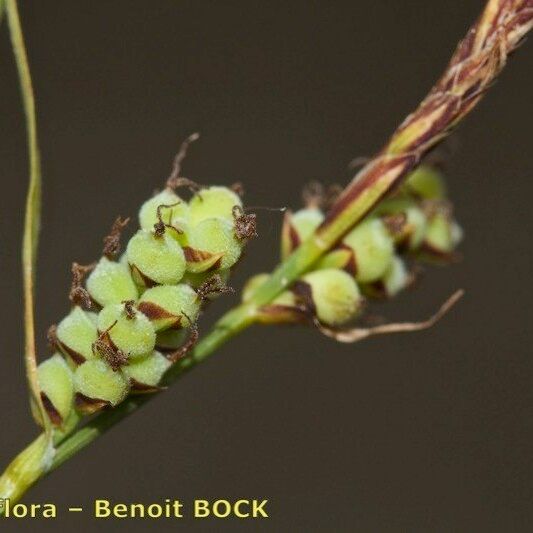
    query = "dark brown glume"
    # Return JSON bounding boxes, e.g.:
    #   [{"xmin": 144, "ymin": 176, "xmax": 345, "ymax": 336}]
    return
[
  {"xmin": 103, "ymin": 216, "xmax": 130, "ymax": 259},
  {"xmin": 291, "ymin": 280, "xmax": 316, "ymax": 316},
  {"xmin": 41, "ymin": 392, "xmax": 63, "ymax": 426},
  {"xmin": 166, "ymin": 132, "xmax": 201, "ymax": 191},
  {"xmin": 75, "ymin": 393, "xmax": 110, "ymax": 414},
  {"xmin": 153, "ymin": 202, "xmax": 185, "ymax": 238},
  {"xmin": 69, "ymin": 262, "xmax": 96, "ymax": 309},
  {"xmin": 196, "ymin": 274, "xmax": 234, "ymax": 301},
  {"xmin": 167, "ymin": 321, "xmax": 199, "ymax": 363},
  {"xmin": 232, "ymin": 205, "xmax": 257, "ymax": 241}
]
